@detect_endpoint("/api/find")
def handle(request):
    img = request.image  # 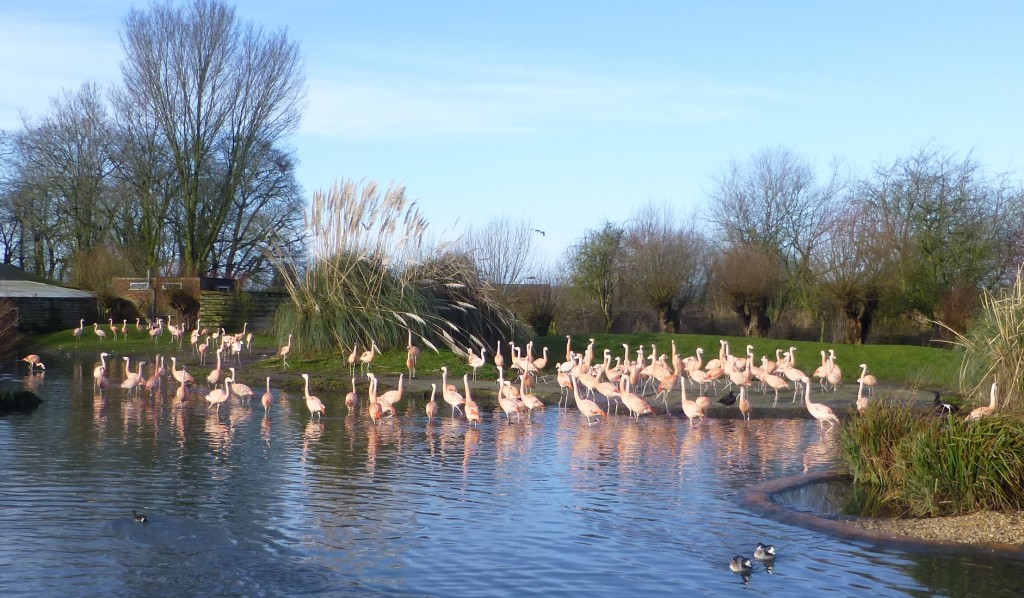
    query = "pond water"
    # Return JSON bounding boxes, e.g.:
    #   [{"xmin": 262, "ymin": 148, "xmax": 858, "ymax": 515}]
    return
[{"xmin": 3, "ymin": 359, "xmax": 1024, "ymax": 597}]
